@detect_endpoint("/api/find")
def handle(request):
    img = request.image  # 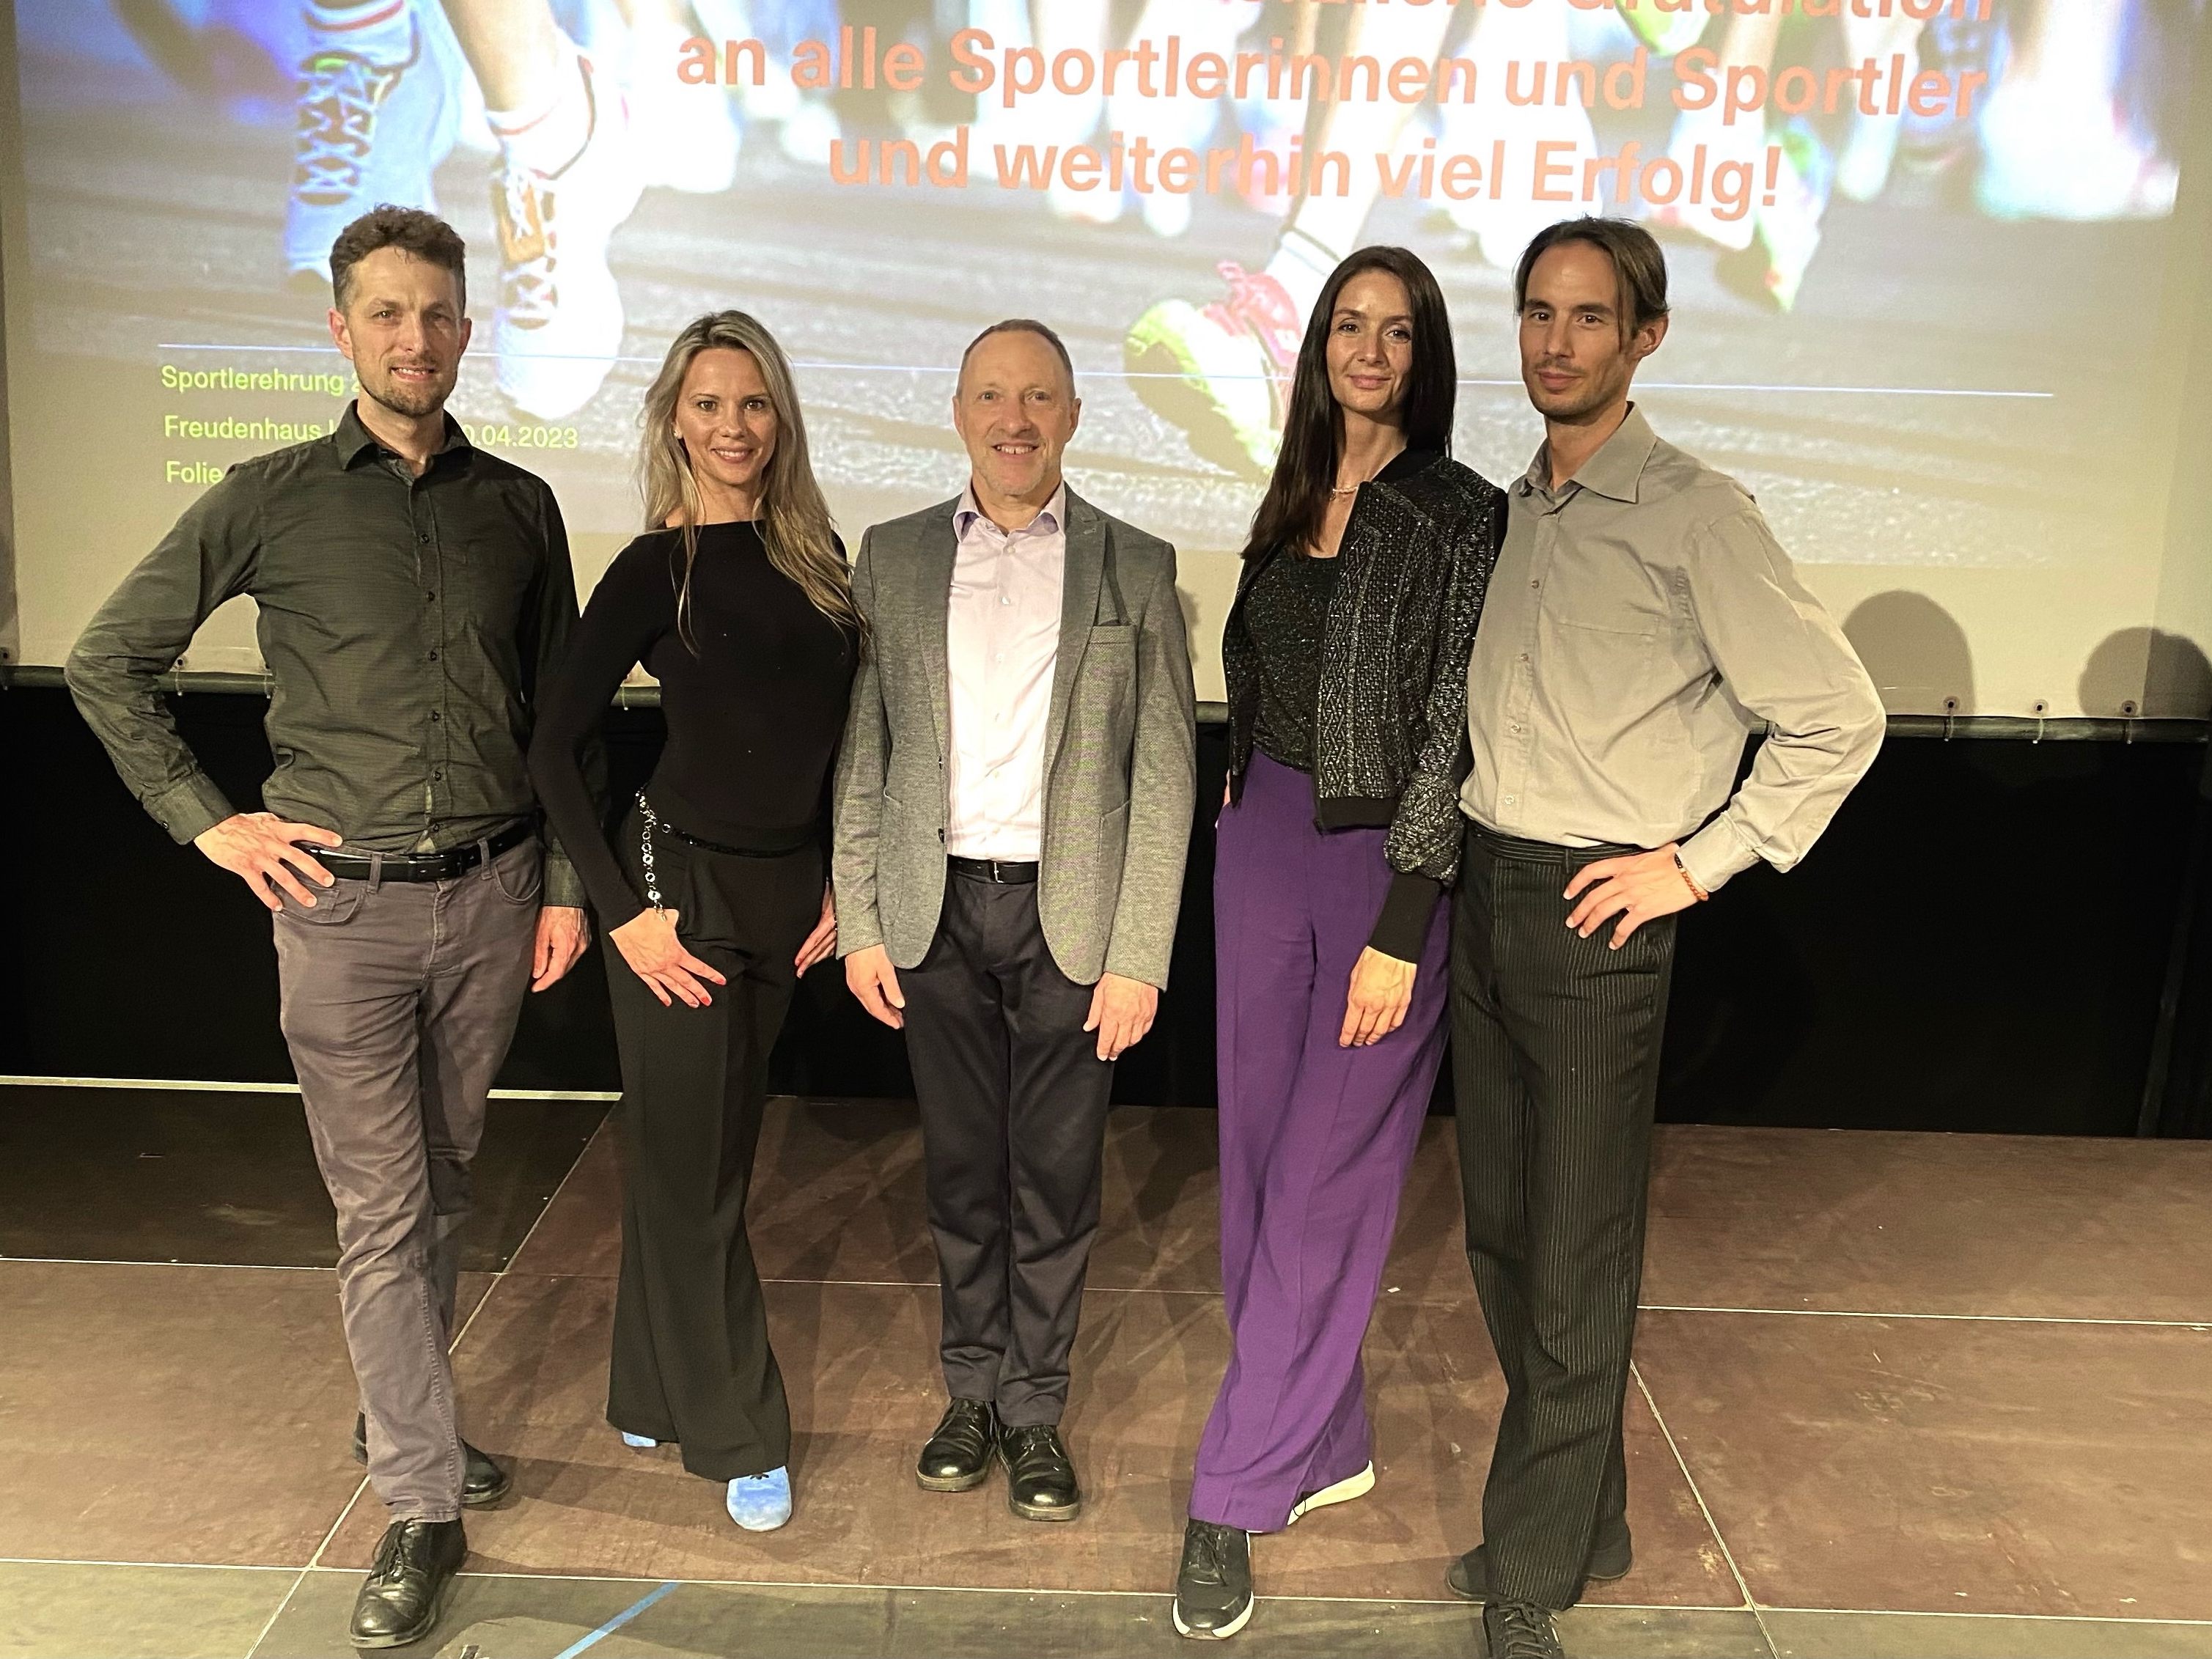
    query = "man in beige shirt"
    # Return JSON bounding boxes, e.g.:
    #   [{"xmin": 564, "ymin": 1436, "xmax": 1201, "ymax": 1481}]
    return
[{"xmin": 1442, "ymin": 219, "xmax": 1884, "ymax": 1659}]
